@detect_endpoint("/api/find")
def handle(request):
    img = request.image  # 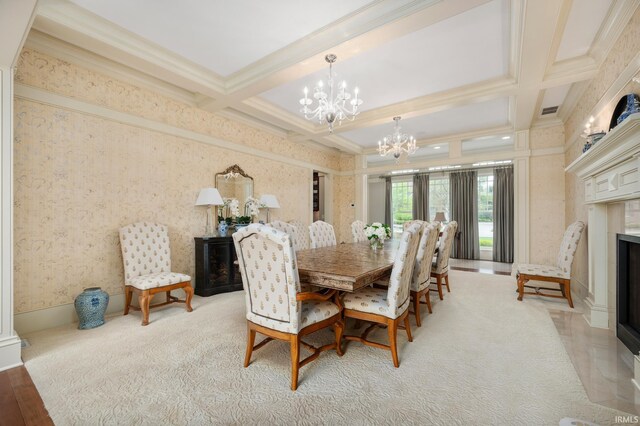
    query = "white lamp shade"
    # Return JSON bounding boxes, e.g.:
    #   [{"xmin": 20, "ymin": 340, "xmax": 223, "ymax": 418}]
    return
[
  {"xmin": 259, "ymin": 194, "xmax": 280, "ymax": 209},
  {"xmin": 195, "ymin": 187, "xmax": 223, "ymax": 206}
]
